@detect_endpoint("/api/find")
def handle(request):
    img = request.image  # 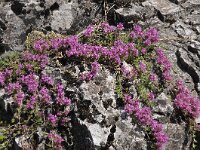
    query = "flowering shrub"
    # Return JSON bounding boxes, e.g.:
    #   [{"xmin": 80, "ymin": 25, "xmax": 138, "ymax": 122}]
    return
[{"xmin": 0, "ymin": 22, "xmax": 199, "ymax": 149}]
